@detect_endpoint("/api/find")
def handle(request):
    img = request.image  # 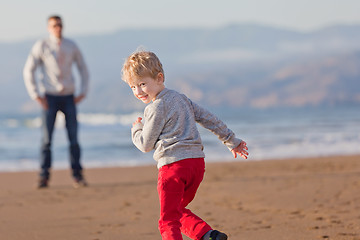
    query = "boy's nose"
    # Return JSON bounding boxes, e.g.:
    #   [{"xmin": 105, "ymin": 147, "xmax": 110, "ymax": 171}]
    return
[{"xmin": 133, "ymin": 87, "xmax": 142, "ymax": 95}]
